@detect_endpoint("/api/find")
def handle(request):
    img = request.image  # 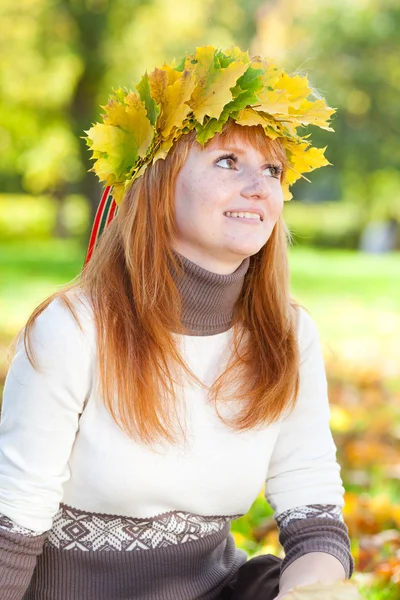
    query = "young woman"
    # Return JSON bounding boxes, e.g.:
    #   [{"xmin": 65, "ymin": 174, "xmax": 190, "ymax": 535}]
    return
[{"xmin": 0, "ymin": 47, "xmax": 353, "ymax": 600}]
